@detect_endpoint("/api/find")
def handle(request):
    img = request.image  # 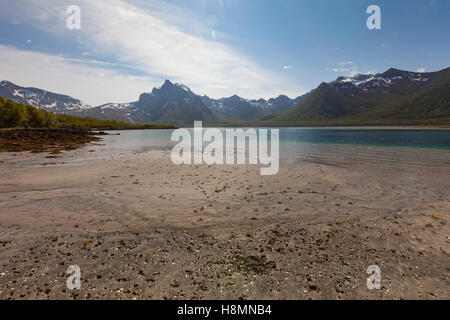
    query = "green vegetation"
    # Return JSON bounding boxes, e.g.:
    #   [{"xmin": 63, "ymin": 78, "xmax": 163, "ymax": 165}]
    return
[
  {"xmin": 54, "ymin": 114, "xmax": 175, "ymax": 129},
  {"xmin": 274, "ymin": 82, "xmax": 367, "ymax": 122},
  {"xmin": 362, "ymin": 77, "xmax": 450, "ymax": 121},
  {"xmin": 0, "ymin": 97, "xmax": 175, "ymax": 129},
  {"xmin": 265, "ymin": 68, "xmax": 450, "ymax": 127},
  {"xmin": 0, "ymin": 97, "xmax": 57, "ymax": 128}
]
